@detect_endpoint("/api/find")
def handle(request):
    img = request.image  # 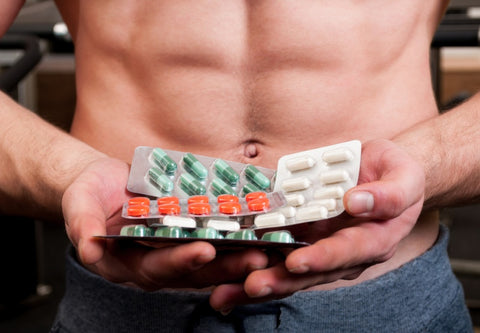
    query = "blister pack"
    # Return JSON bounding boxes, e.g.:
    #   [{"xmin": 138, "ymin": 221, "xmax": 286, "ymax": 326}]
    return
[
  {"xmin": 99, "ymin": 140, "xmax": 361, "ymax": 249},
  {"xmin": 127, "ymin": 147, "xmax": 275, "ymax": 199},
  {"xmin": 253, "ymin": 140, "xmax": 361, "ymax": 229},
  {"xmin": 96, "ymin": 224, "xmax": 309, "ymax": 249}
]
